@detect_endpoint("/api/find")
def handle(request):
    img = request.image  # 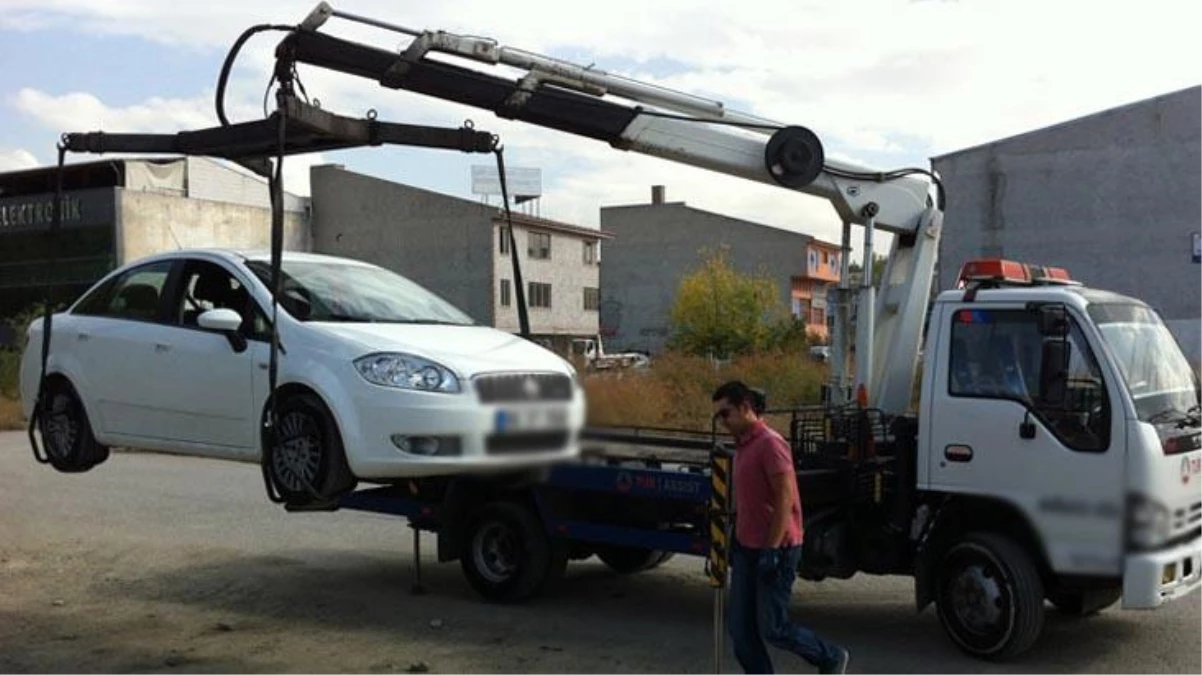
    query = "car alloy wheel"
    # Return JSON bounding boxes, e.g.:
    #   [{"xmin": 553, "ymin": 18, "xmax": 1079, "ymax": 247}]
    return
[{"xmin": 272, "ymin": 410, "xmax": 323, "ymax": 494}]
